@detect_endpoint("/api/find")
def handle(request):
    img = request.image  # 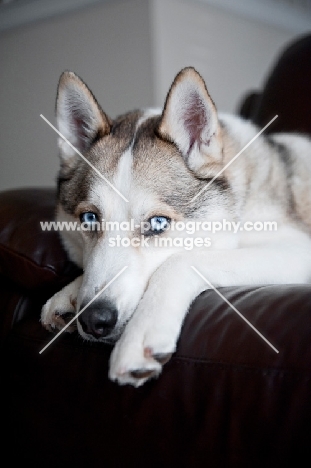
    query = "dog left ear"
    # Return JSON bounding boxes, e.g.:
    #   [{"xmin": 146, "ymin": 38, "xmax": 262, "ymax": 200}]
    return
[
  {"xmin": 56, "ymin": 71, "xmax": 111, "ymax": 167},
  {"xmin": 158, "ymin": 67, "xmax": 223, "ymax": 177}
]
